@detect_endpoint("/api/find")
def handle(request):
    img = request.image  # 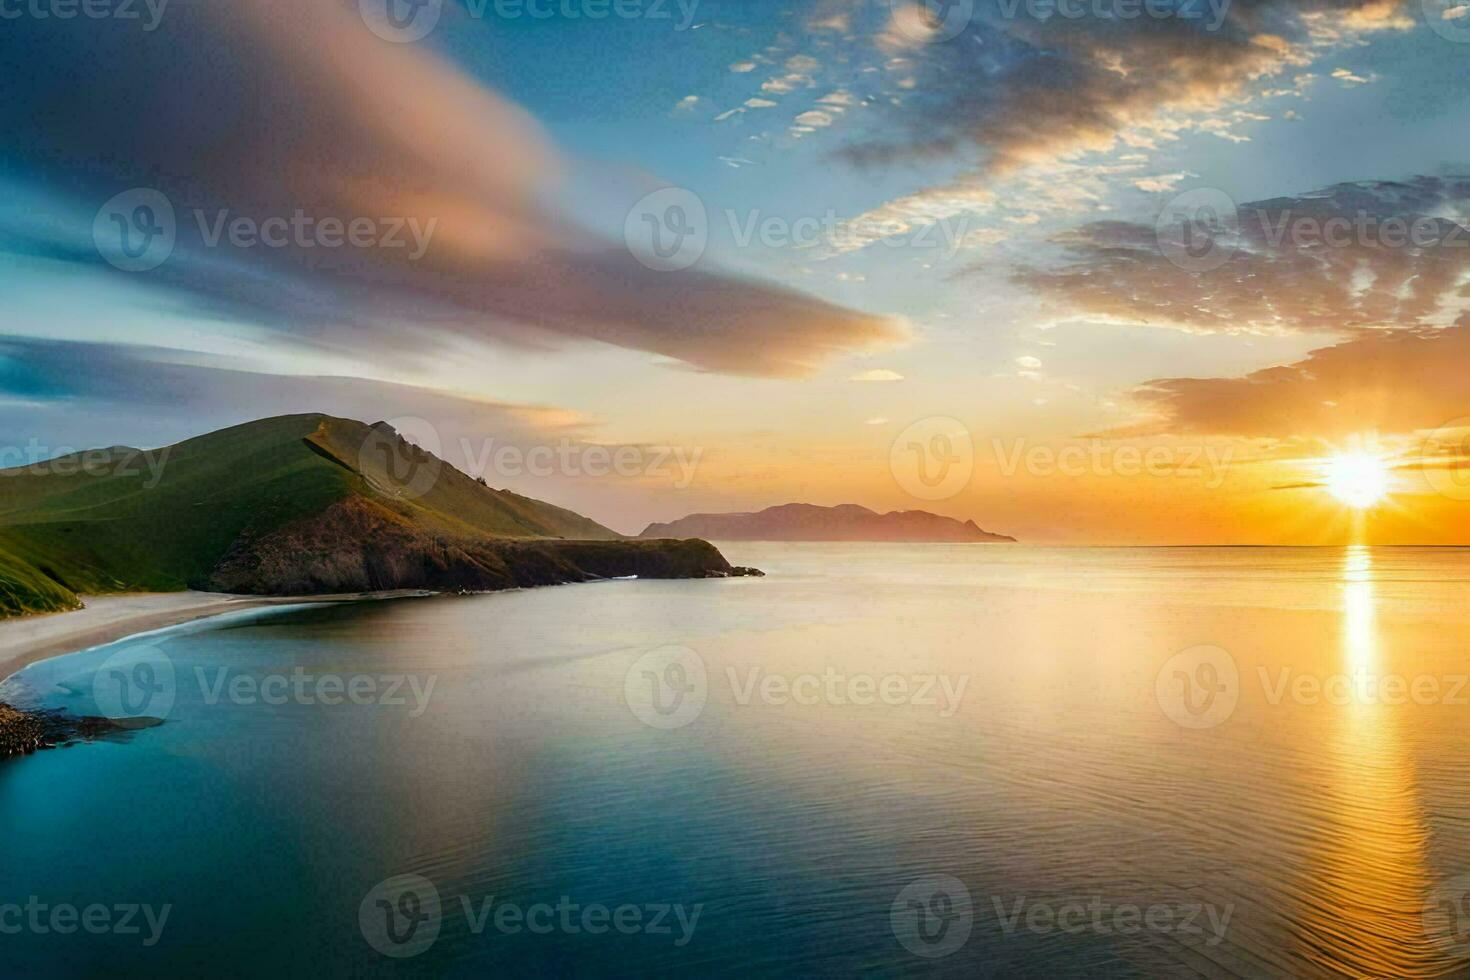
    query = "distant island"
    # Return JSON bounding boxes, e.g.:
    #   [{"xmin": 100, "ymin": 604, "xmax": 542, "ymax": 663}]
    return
[{"xmin": 639, "ymin": 503, "xmax": 1015, "ymax": 543}]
